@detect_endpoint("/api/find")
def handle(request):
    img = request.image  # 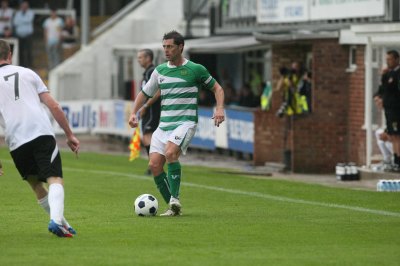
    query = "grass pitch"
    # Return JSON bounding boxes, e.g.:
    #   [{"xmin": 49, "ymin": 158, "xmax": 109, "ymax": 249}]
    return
[{"xmin": 0, "ymin": 147, "xmax": 399, "ymax": 266}]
